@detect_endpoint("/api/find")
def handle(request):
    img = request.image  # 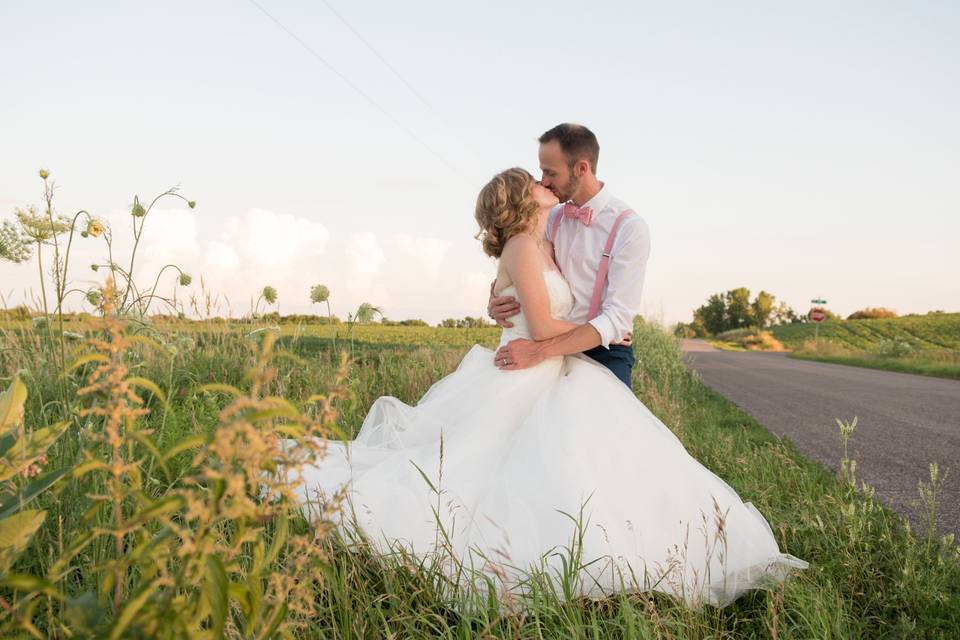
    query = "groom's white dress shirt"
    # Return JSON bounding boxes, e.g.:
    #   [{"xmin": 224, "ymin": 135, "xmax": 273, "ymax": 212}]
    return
[{"xmin": 545, "ymin": 185, "xmax": 650, "ymax": 348}]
